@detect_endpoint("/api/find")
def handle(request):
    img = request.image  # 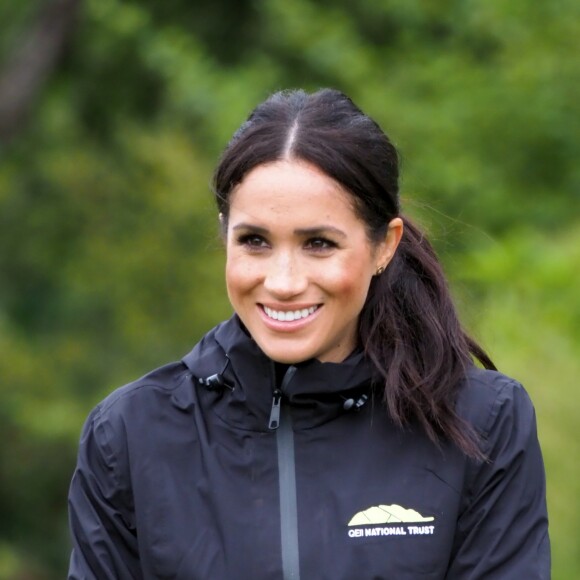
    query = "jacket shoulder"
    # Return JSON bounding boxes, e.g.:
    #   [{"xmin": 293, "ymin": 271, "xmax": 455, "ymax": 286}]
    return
[
  {"xmin": 85, "ymin": 320, "xmax": 231, "ymax": 433},
  {"xmin": 95, "ymin": 360, "xmax": 190, "ymax": 416},
  {"xmin": 76, "ymin": 360, "xmax": 198, "ymax": 481},
  {"xmin": 457, "ymin": 366, "xmax": 536, "ymax": 445}
]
